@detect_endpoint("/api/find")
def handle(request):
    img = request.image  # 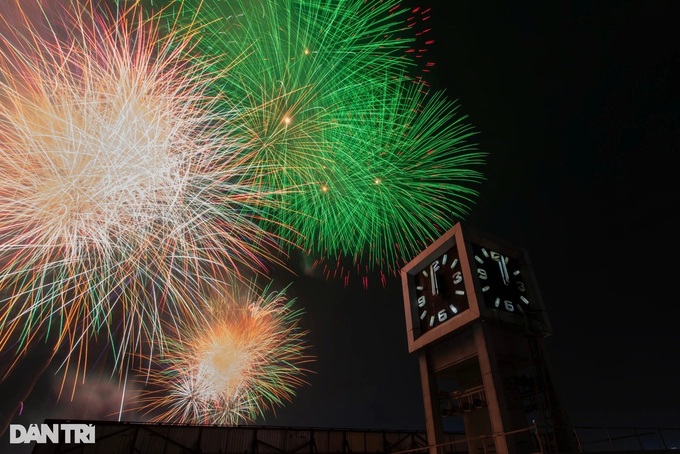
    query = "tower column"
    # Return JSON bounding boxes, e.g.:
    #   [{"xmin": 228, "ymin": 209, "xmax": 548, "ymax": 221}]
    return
[
  {"xmin": 419, "ymin": 353, "xmax": 445, "ymax": 454},
  {"xmin": 475, "ymin": 323, "xmax": 512, "ymax": 454}
]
